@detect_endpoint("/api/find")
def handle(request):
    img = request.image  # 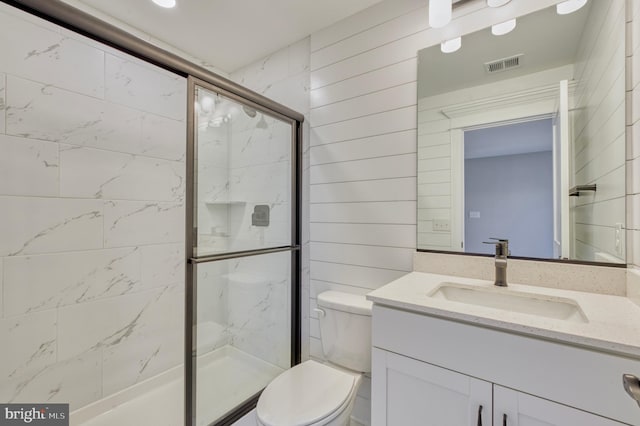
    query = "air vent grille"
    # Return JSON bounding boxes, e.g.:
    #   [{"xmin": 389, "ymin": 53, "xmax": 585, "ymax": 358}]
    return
[{"xmin": 484, "ymin": 54, "xmax": 523, "ymax": 74}]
